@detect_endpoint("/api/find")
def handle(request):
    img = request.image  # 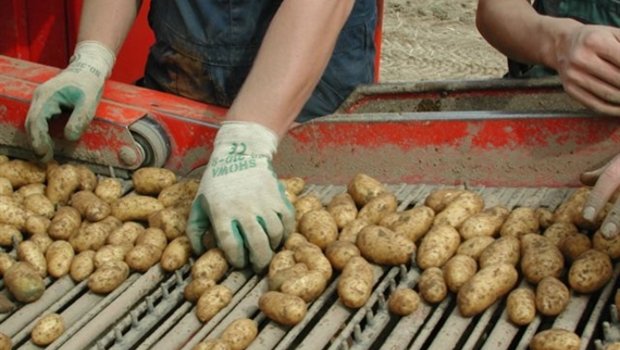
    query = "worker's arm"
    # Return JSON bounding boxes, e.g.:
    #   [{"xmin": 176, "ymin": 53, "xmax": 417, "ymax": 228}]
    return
[
  {"xmin": 476, "ymin": 0, "xmax": 620, "ymax": 116},
  {"xmin": 25, "ymin": 0, "xmax": 141, "ymax": 162},
  {"xmin": 187, "ymin": 0, "xmax": 355, "ymax": 271}
]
